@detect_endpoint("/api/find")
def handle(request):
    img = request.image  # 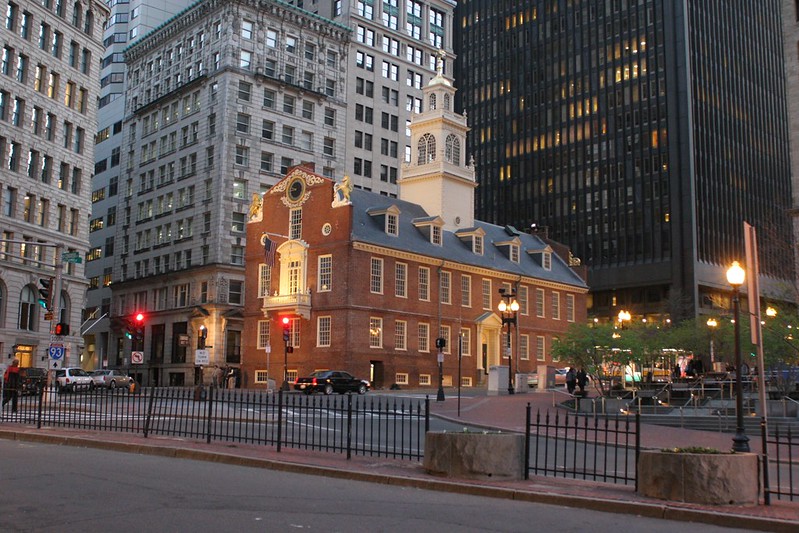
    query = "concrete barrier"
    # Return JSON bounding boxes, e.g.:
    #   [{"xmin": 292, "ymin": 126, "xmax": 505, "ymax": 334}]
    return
[
  {"xmin": 638, "ymin": 450, "xmax": 759, "ymax": 505},
  {"xmin": 423, "ymin": 431, "xmax": 525, "ymax": 480}
]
